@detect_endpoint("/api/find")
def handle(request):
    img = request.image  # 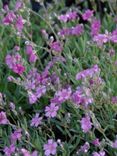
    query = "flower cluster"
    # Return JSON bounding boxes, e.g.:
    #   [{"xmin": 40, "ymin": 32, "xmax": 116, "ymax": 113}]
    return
[
  {"xmin": 2, "ymin": 1, "xmax": 24, "ymax": 32},
  {"xmin": 58, "ymin": 11, "xmax": 77, "ymax": 22},
  {"xmin": 76, "ymin": 65, "xmax": 100, "ymax": 80},
  {"xmin": 59, "ymin": 24, "xmax": 84, "ymax": 37},
  {"xmin": 71, "ymin": 87, "xmax": 93, "ymax": 108}
]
